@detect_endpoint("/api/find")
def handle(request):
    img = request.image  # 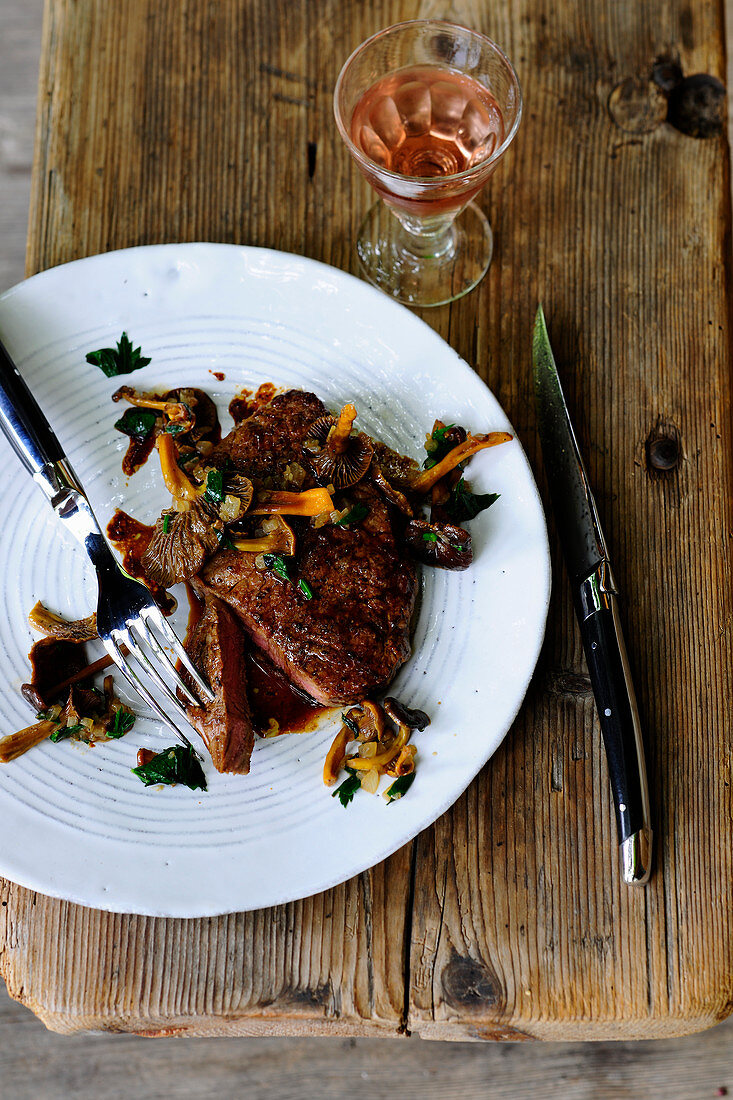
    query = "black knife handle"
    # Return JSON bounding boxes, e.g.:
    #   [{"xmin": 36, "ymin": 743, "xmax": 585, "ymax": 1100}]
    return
[{"xmin": 576, "ymin": 566, "xmax": 653, "ymax": 884}]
